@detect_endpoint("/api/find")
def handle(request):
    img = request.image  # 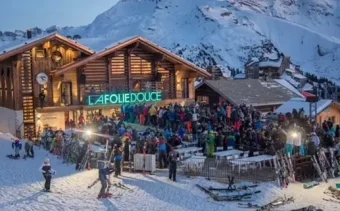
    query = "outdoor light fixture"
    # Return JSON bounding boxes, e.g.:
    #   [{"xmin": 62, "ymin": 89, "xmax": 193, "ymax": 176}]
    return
[
  {"xmin": 51, "ymin": 50, "xmax": 63, "ymax": 63},
  {"xmin": 291, "ymin": 132, "xmax": 298, "ymax": 138},
  {"xmin": 86, "ymin": 130, "xmax": 92, "ymax": 136}
]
